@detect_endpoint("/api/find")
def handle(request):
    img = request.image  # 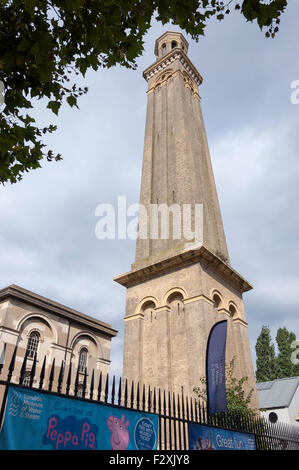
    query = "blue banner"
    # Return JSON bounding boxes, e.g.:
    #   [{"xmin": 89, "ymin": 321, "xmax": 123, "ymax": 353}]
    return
[
  {"xmin": 189, "ymin": 424, "xmax": 256, "ymax": 451},
  {"xmin": 206, "ymin": 320, "xmax": 228, "ymax": 415},
  {"xmin": 0, "ymin": 386, "xmax": 158, "ymax": 450}
]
